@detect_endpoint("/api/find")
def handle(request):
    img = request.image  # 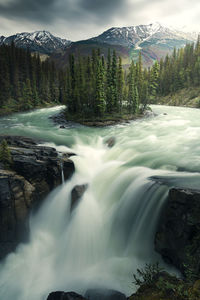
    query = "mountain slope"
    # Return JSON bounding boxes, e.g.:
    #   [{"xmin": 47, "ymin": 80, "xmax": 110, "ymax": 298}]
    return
[
  {"xmin": 0, "ymin": 31, "xmax": 71, "ymax": 54},
  {"xmin": 93, "ymin": 22, "xmax": 197, "ymax": 48},
  {"xmin": 52, "ymin": 23, "xmax": 198, "ymax": 68}
]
